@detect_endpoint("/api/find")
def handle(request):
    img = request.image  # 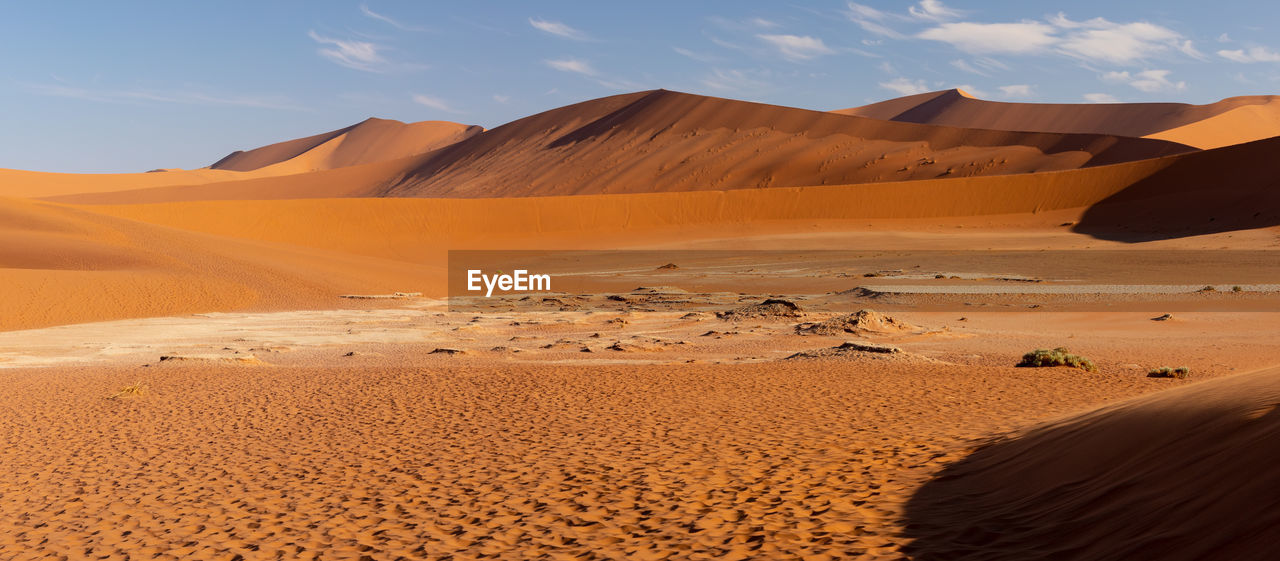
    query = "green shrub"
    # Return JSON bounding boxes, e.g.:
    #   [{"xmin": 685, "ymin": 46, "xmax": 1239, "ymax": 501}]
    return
[
  {"xmin": 1017, "ymin": 347, "xmax": 1097, "ymax": 372},
  {"xmin": 1148, "ymin": 366, "xmax": 1191, "ymax": 379}
]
